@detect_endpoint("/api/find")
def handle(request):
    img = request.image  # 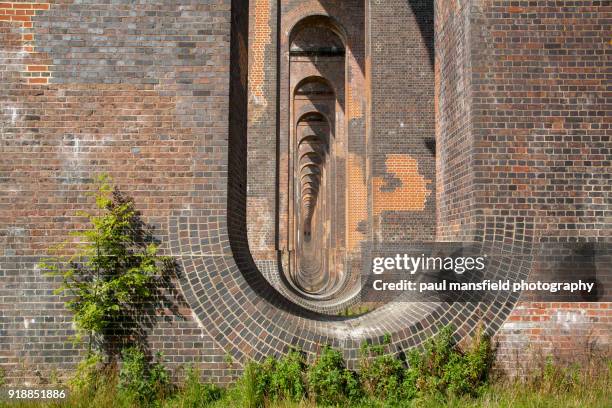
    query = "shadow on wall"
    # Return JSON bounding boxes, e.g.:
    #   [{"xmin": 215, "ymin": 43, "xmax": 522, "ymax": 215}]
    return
[{"xmin": 407, "ymin": 0, "xmax": 435, "ymax": 69}]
